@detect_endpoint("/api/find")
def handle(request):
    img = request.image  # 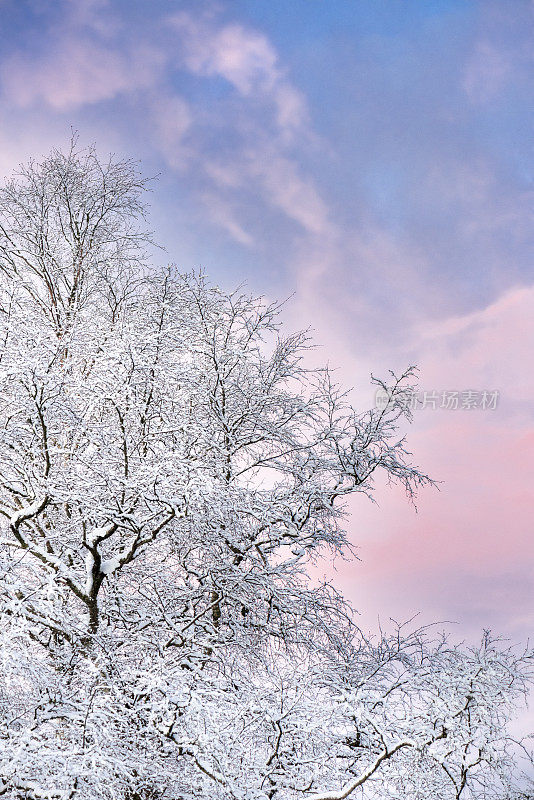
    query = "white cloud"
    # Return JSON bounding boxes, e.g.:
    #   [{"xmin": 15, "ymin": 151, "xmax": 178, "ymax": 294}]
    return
[
  {"xmin": 157, "ymin": 12, "xmax": 330, "ymax": 242},
  {"xmin": 0, "ymin": 4, "xmax": 329, "ymax": 246},
  {"xmin": 169, "ymin": 12, "xmax": 309, "ymax": 138},
  {"xmin": 171, "ymin": 14, "xmax": 279, "ymax": 95},
  {"xmin": 249, "ymin": 152, "xmax": 331, "ymax": 235}
]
